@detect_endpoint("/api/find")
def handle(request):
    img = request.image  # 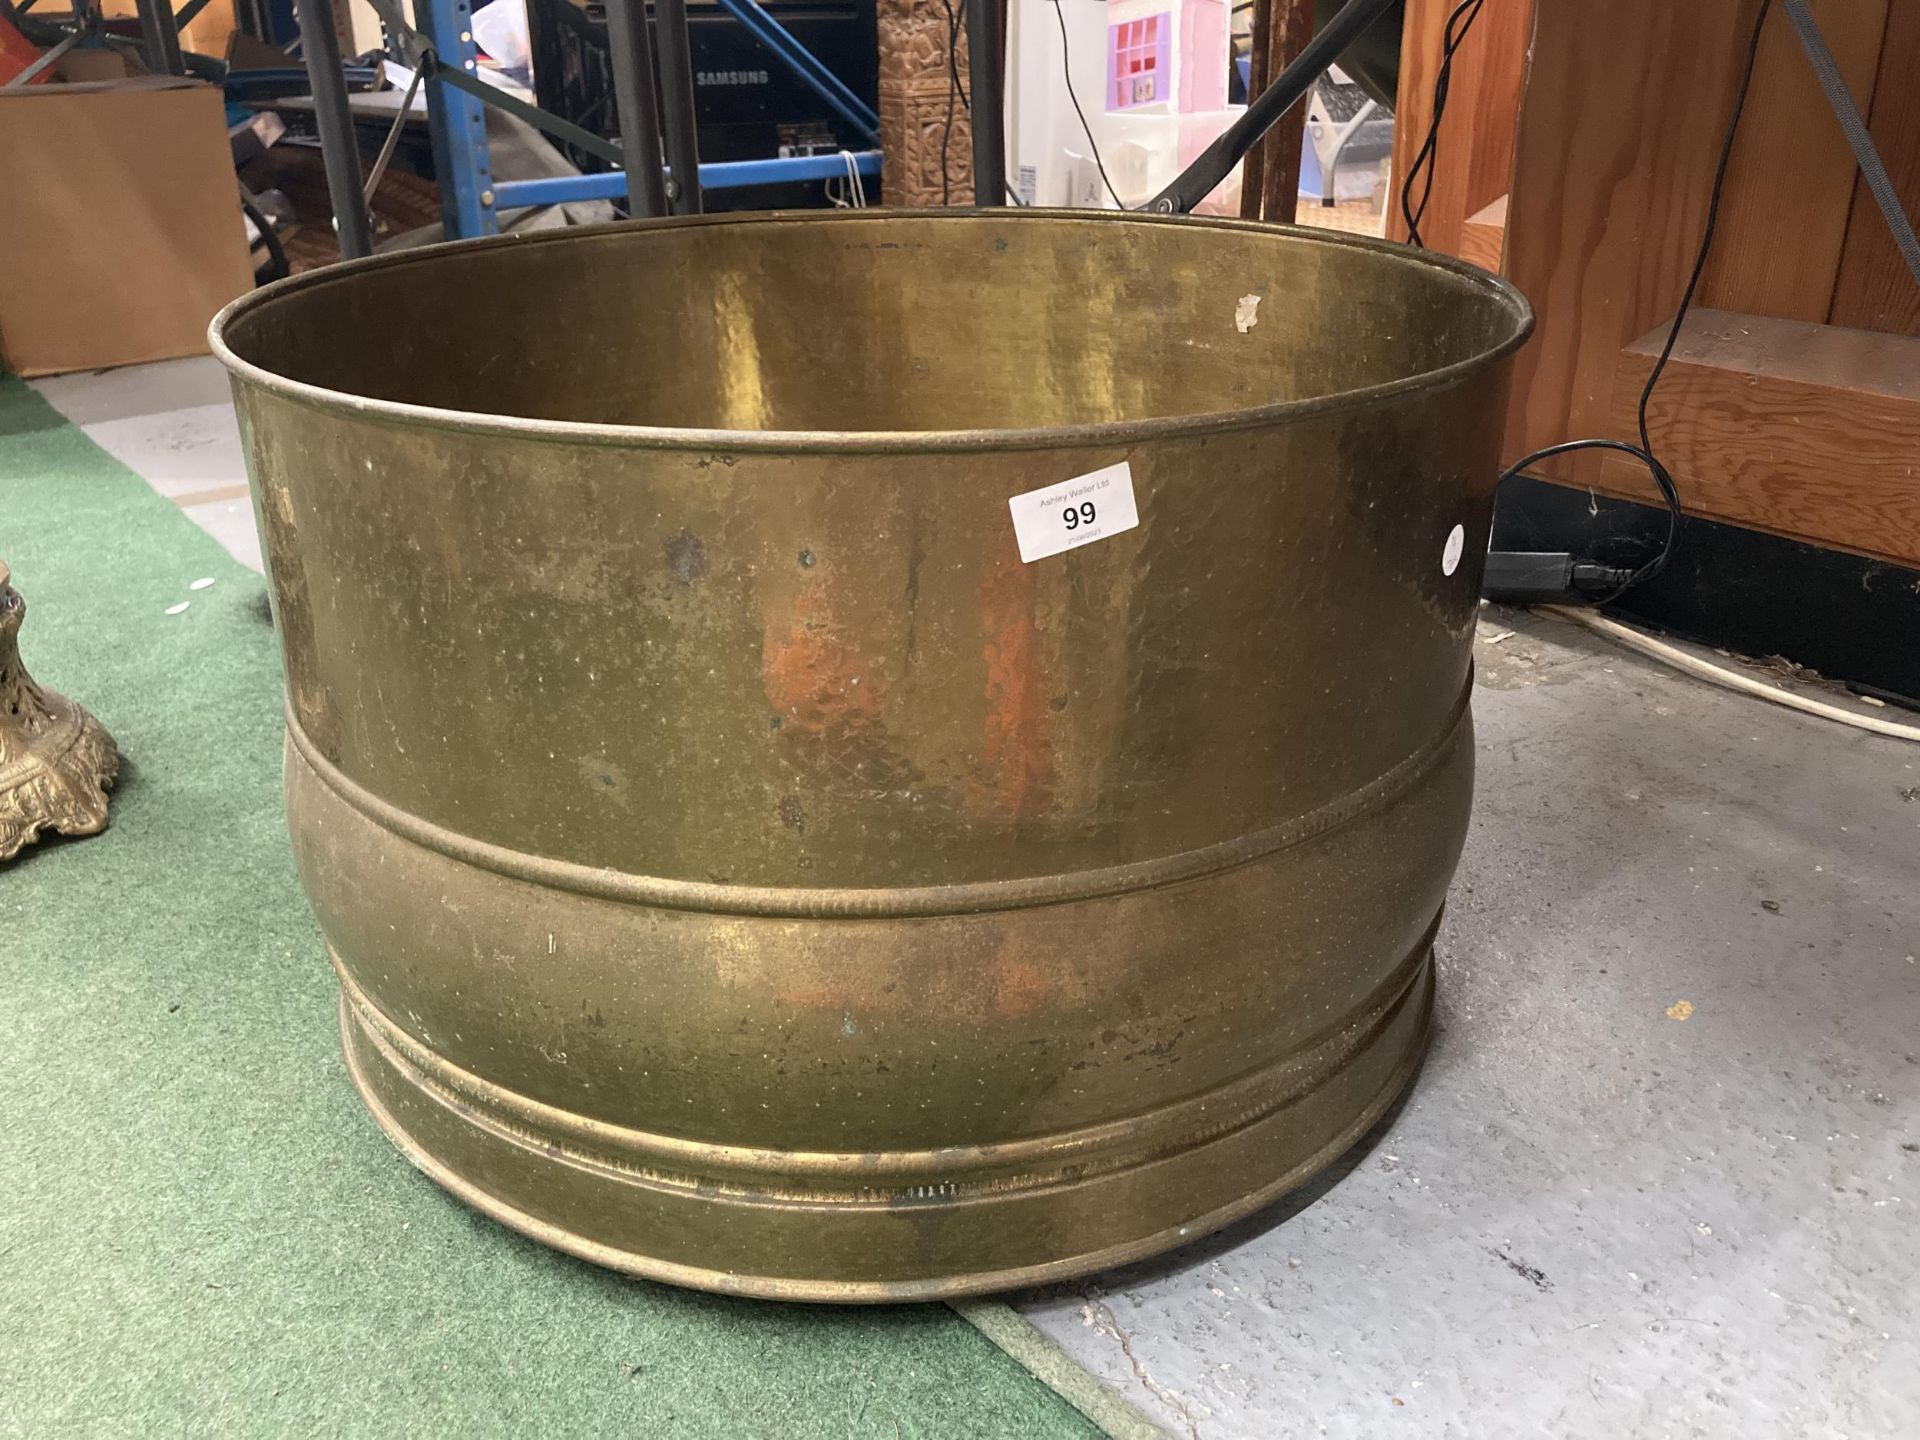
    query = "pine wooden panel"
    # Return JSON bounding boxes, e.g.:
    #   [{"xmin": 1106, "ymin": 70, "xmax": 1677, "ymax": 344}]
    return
[
  {"xmin": 1385, "ymin": 0, "xmax": 1452, "ymax": 246},
  {"xmin": 1462, "ymin": 0, "xmax": 1531, "ymax": 217},
  {"xmin": 1696, "ymin": 0, "xmax": 1890, "ymax": 321},
  {"xmin": 1385, "ymin": 0, "xmax": 1533, "ymax": 255},
  {"xmin": 1459, "ymin": 194, "xmax": 1507, "ymax": 271},
  {"xmin": 1504, "ymin": 3, "xmax": 1758, "ymax": 484},
  {"xmin": 1595, "ymin": 309, "xmax": 1920, "ymax": 566},
  {"xmin": 1828, "ymin": 0, "xmax": 1920, "ymax": 337},
  {"xmin": 1502, "ymin": 0, "xmax": 1888, "ymax": 488}
]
